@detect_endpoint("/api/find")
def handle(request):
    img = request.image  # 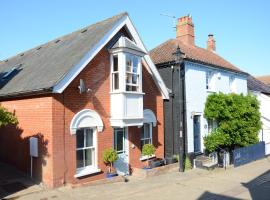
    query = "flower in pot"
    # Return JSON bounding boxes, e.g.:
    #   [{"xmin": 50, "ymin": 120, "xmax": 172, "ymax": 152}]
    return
[
  {"xmin": 142, "ymin": 144, "xmax": 156, "ymax": 169},
  {"xmin": 102, "ymin": 148, "xmax": 118, "ymax": 178}
]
